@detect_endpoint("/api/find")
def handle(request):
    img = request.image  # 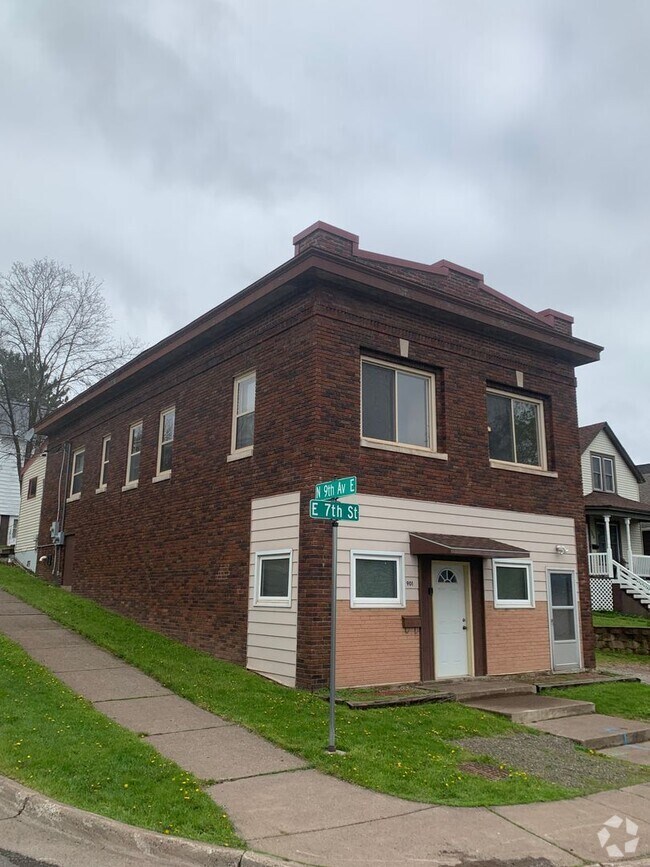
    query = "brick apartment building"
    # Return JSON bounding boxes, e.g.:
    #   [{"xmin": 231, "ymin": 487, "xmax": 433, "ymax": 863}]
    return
[{"xmin": 35, "ymin": 223, "xmax": 602, "ymax": 689}]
